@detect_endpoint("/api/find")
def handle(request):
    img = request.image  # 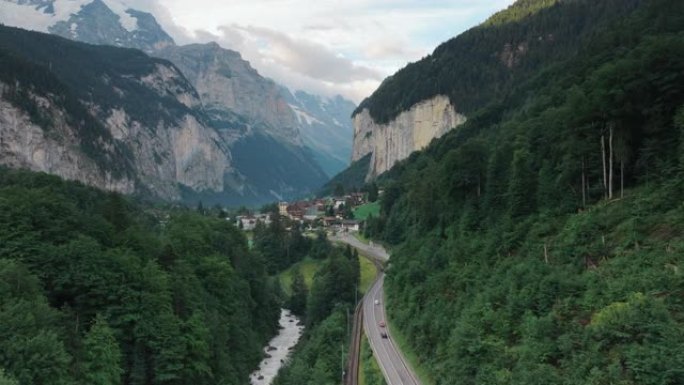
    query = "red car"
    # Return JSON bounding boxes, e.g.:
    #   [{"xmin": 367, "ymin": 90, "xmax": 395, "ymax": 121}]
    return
[{"xmin": 379, "ymin": 321, "xmax": 386, "ymax": 328}]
